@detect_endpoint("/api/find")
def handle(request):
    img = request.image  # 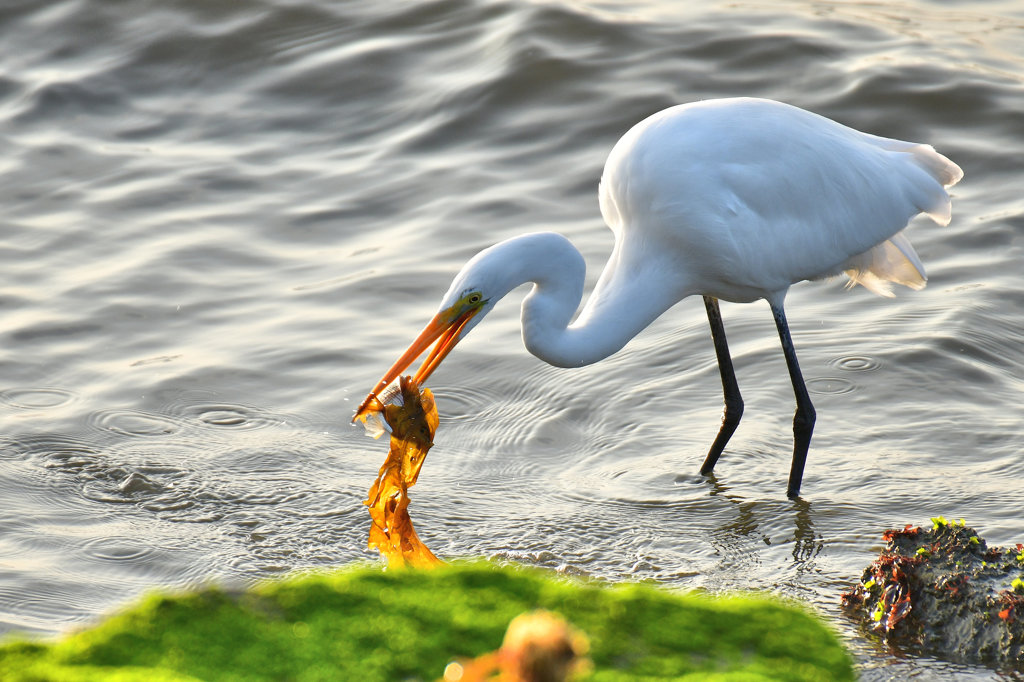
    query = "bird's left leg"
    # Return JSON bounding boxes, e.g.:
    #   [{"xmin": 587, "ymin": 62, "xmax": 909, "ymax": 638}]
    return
[
  {"xmin": 700, "ymin": 296, "xmax": 744, "ymax": 475},
  {"xmin": 769, "ymin": 299, "xmax": 816, "ymax": 498}
]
